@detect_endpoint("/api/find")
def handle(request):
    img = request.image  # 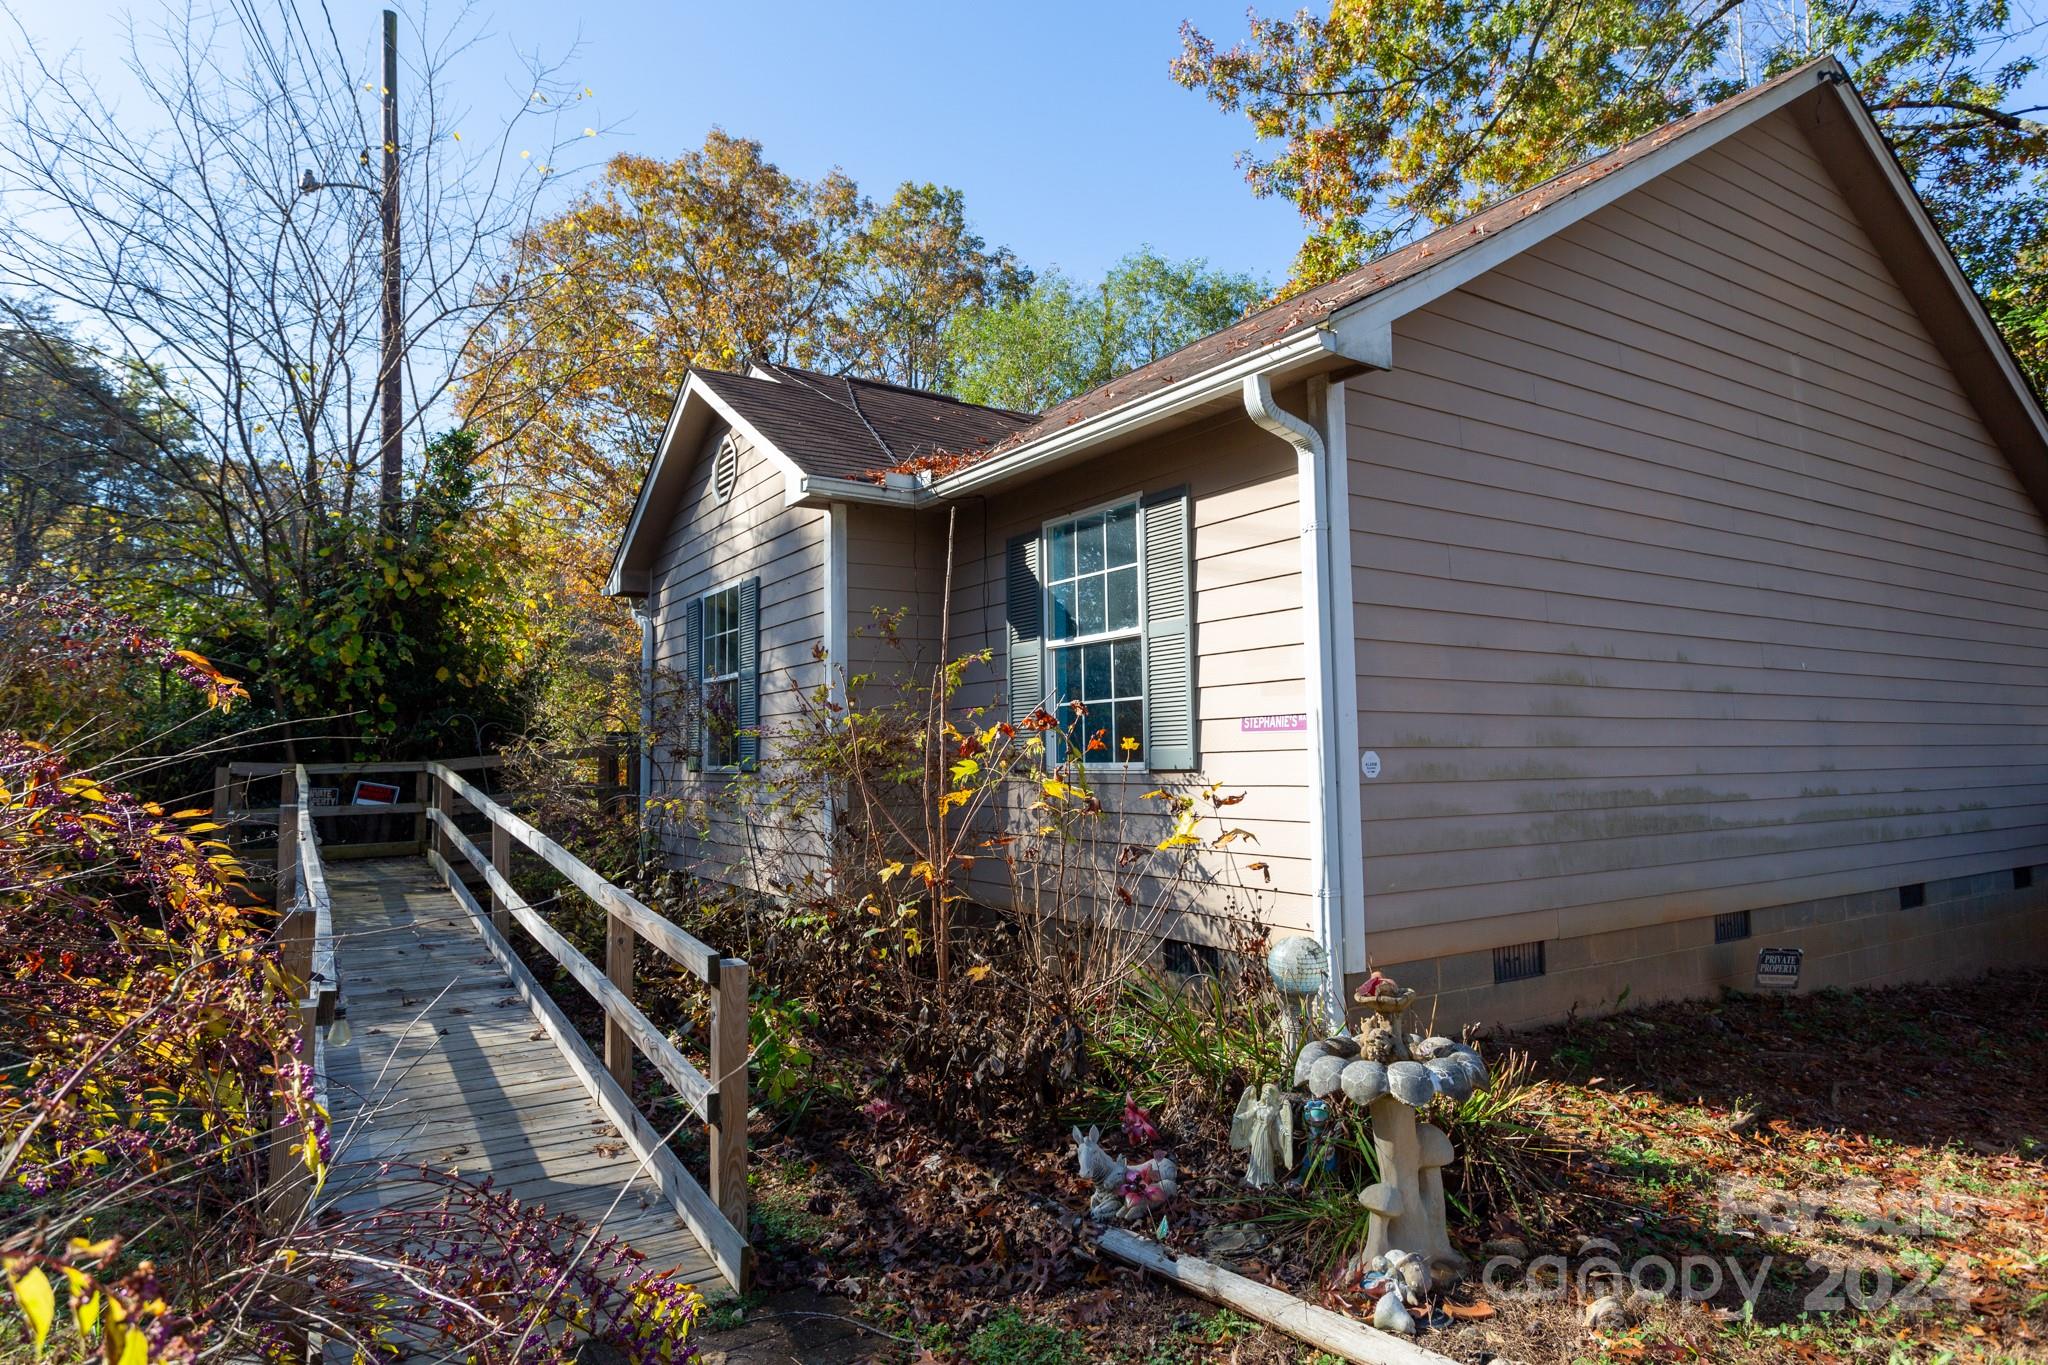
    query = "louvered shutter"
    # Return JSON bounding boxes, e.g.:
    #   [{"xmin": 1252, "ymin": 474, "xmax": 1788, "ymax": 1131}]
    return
[
  {"xmin": 683, "ymin": 594, "xmax": 704, "ymax": 772},
  {"xmin": 736, "ymin": 576, "xmax": 761, "ymax": 771},
  {"xmin": 1141, "ymin": 486, "xmax": 1196, "ymax": 770},
  {"xmin": 1004, "ymin": 532, "xmax": 1043, "ymax": 724}
]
